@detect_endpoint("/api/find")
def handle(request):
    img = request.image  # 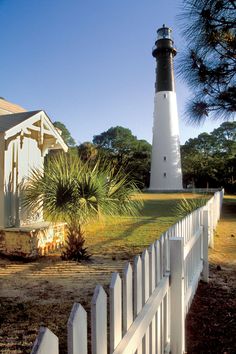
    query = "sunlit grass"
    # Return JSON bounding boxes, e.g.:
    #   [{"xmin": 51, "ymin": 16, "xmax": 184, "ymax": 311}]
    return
[{"xmin": 84, "ymin": 192, "xmax": 210, "ymax": 256}]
